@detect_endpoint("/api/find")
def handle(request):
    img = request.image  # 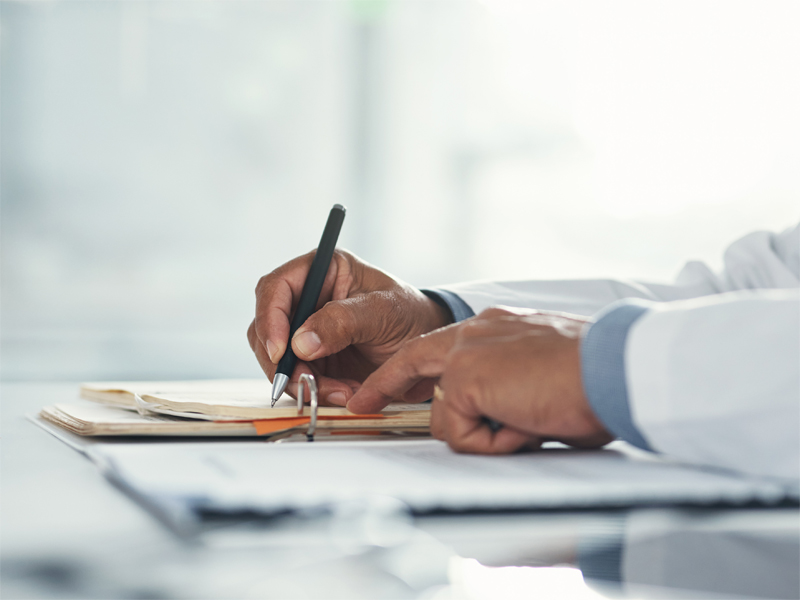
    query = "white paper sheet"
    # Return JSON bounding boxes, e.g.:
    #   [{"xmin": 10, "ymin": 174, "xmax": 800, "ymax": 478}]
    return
[{"xmin": 90, "ymin": 439, "xmax": 799, "ymax": 515}]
